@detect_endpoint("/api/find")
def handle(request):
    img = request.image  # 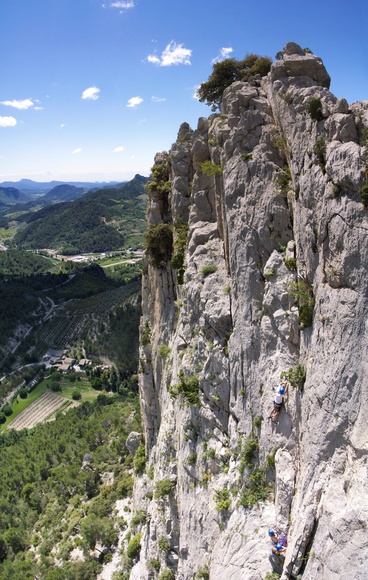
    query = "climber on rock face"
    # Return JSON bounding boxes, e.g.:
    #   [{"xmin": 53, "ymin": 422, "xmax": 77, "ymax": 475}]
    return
[
  {"xmin": 272, "ymin": 543, "xmax": 286, "ymax": 555},
  {"xmin": 268, "ymin": 381, "xmax": 289, "ymax": 424}
]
